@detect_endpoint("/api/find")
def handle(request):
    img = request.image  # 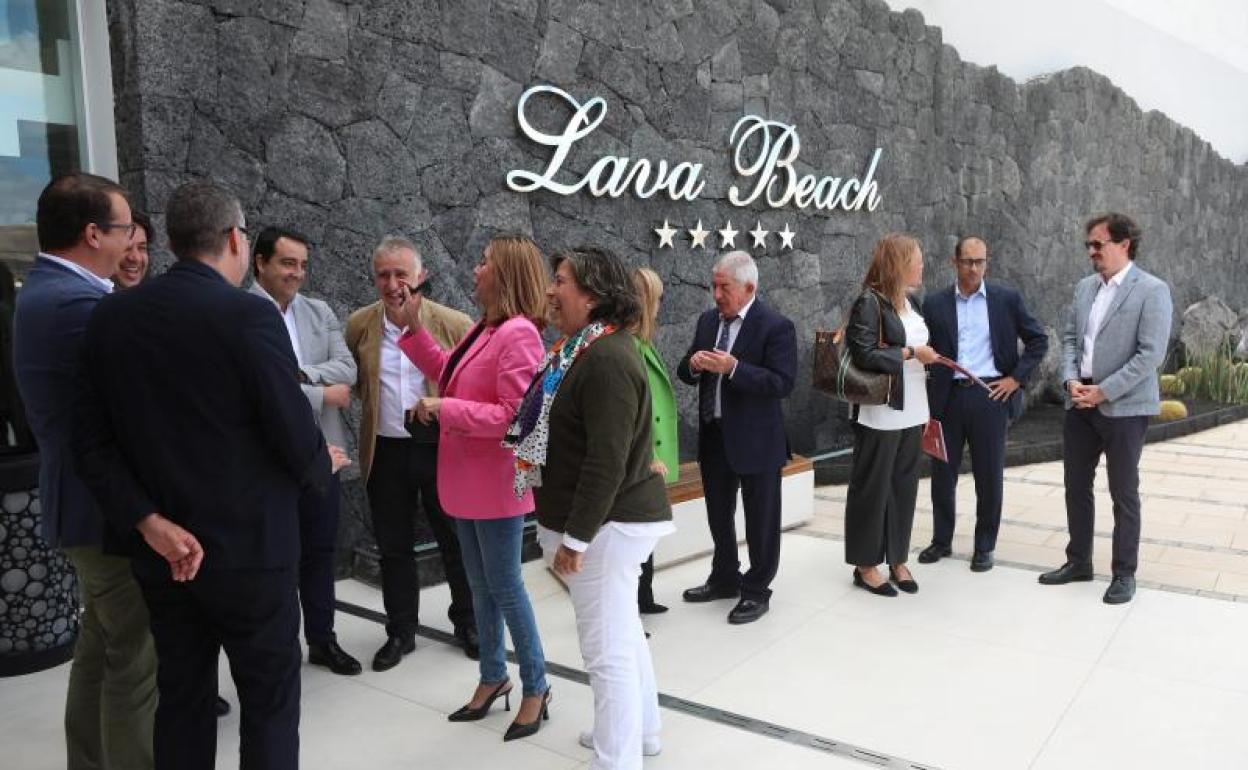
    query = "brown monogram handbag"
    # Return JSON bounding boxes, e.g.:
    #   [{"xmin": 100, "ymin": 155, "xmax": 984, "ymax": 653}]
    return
[{"xmin": 813, "ymin": 292, "xmax": 892, "ymax": 405}]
